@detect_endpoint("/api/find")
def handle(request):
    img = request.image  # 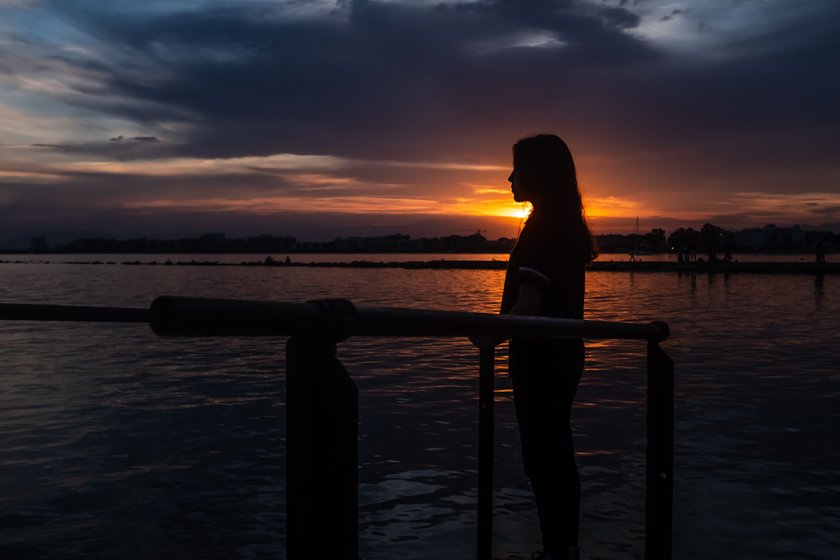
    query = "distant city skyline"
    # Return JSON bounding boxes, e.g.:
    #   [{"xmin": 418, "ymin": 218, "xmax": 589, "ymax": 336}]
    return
[
  {"xmin": 8, "ymin": 220, "xmax": 837, "ymax": 253},
  {"xmin": 2, "ymin": 213, "xmax": 840, "ymax": 250},
  {"xmin": 3, "ymin": 1, "xmax": 840, "ymax": 245}
]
